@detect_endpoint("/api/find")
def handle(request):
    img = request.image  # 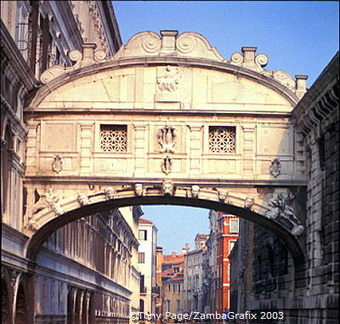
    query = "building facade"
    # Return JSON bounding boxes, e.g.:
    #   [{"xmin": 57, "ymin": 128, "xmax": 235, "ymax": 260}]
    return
[
  {"xmin": 202, "ymin": 211, "xmax": 239, "ymax": 314},
  {"xmin": 1, "ymin": 2, "xmax": 143, "ymax": 323},
  {"xmin": 229, "ymin": 52, "xmax": 339, "ymax": 322},
  {"xmin": 162, "ymin": 252, "xmax": 185, "ymax": 315},
  {"xmin": 183, "ymin": 234, "xmax": 208, "ymax": 313},
  {"xmin": 137, "ymin": 218, "xmax": 158, "ymax": 316}
]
